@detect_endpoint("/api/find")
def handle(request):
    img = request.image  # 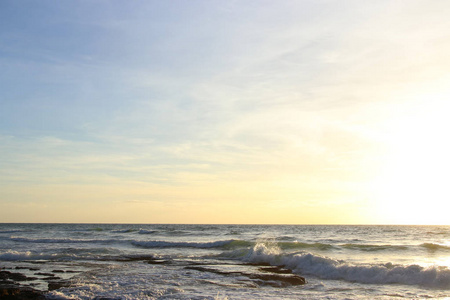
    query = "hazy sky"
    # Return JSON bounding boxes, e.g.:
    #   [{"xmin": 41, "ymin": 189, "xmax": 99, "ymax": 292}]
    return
[{"xmin": 1, "ymin": 0, "xmax": 449, "ymax": 224}]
